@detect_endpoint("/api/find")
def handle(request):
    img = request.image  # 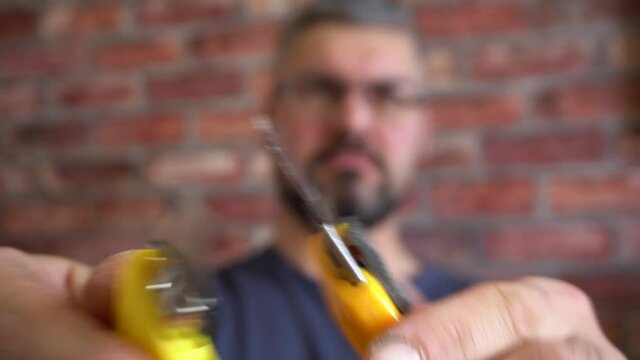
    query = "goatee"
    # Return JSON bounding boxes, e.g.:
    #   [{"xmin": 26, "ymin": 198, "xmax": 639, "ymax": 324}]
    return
[{"xmin": 276, "ymin": 135, "xmax": 400, "ymax": 229}]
